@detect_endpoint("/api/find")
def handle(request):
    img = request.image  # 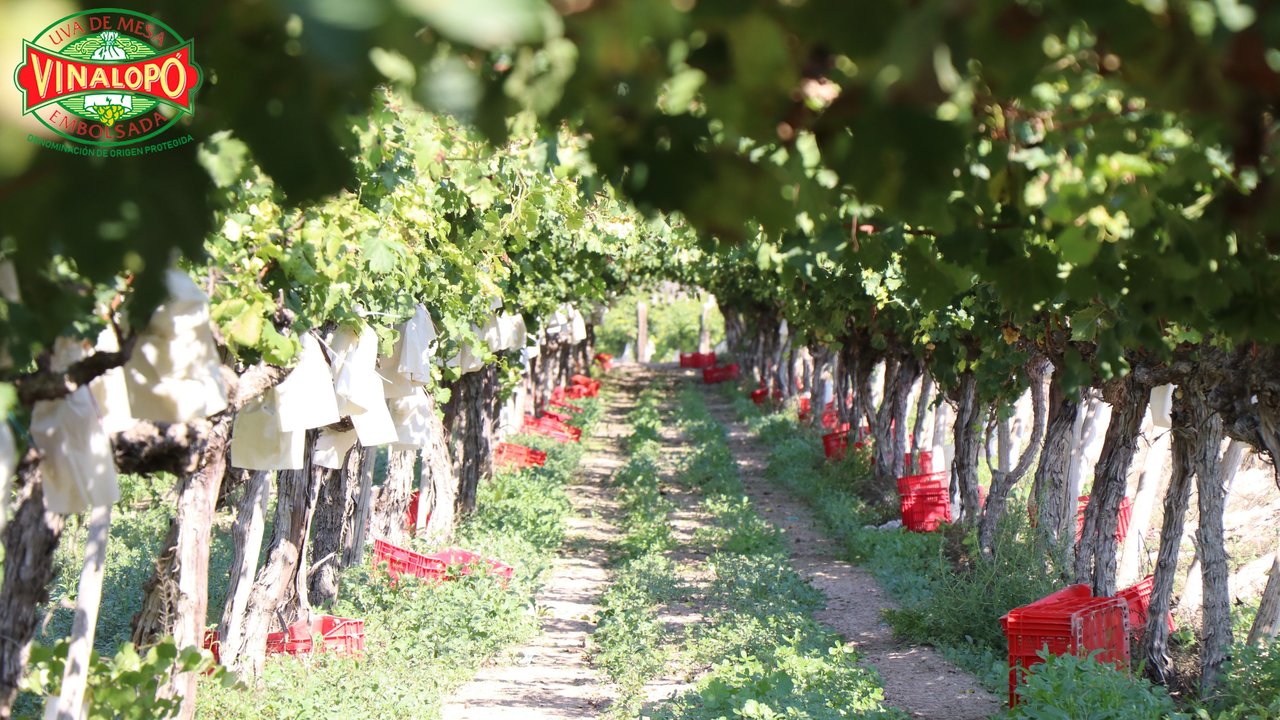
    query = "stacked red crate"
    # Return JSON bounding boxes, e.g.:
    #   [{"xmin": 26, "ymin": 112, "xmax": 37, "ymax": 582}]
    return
[
  {"xmin": 821, "ymin": 425, "xmax": 855, "ymax": 460},
  {"xmin": 897, "ymin": 471, "xmax": 951, "ymax": 532},
  {"xmin": 202, "ymin": 616, "xmax": 366, "ymax": 663},
  {"xmin": 903, "ymin": 450, "xmax": 934, "ymax": 474},
  {"xmin": 1002, "ymin": 585, "xmax": 1130, "ymax": 706},
  {"xmin": 1115, "ymin": 575, "xmax": 1175, "ymax": 640}
]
